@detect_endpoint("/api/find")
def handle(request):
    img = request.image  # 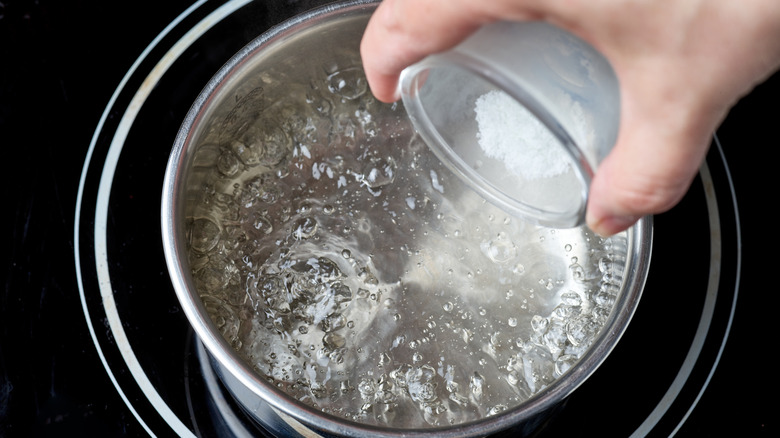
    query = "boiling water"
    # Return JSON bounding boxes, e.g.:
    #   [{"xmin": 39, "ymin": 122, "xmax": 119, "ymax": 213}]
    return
[{"xmin": 185, "ymin": 66, "xmax": 628, "ymax": 428}]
